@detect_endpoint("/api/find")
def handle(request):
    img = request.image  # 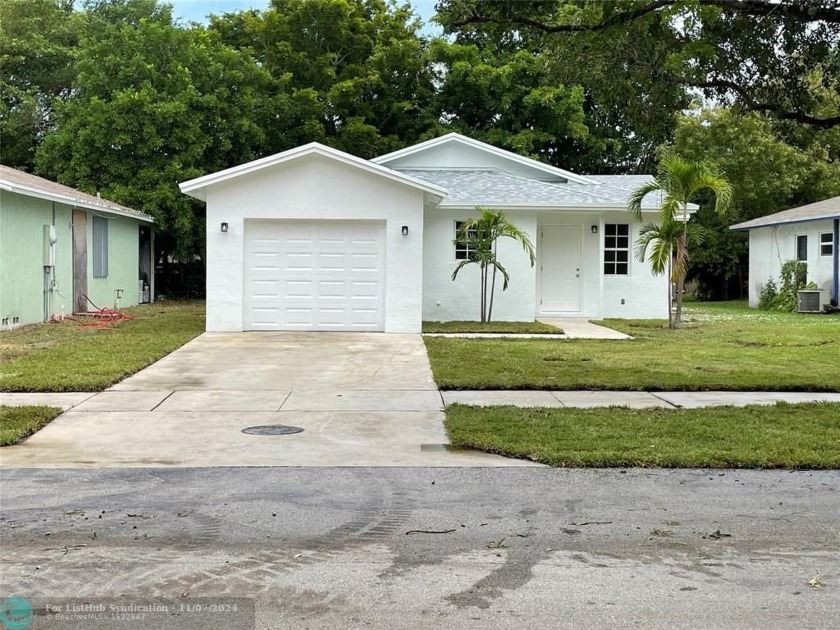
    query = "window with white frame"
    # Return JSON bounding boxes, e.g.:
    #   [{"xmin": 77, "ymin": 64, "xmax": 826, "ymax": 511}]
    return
[
  {"xmin": 454, "ymin": 221, "xmax": 478, "ymax": 260},
  {"xmin": 820, "ymin": 232, "xmax": 834, "ymax": 257},
  {"xmin": 604, "ymin": 223, "xmax": 630, "ymax": 275},
  {"xmin": 92, "ymin": 215, "xmax": 109, "ymax": 278}
]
